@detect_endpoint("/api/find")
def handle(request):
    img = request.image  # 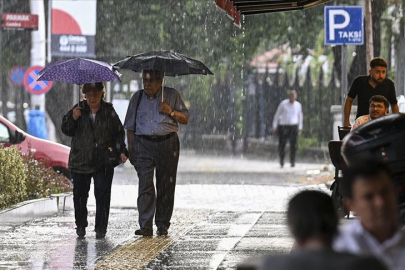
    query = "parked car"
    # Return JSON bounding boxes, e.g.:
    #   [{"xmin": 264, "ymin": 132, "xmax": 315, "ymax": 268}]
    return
[{"xmin": 0, "ymin": 115, "xmax": 71, "ymax": 178}]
